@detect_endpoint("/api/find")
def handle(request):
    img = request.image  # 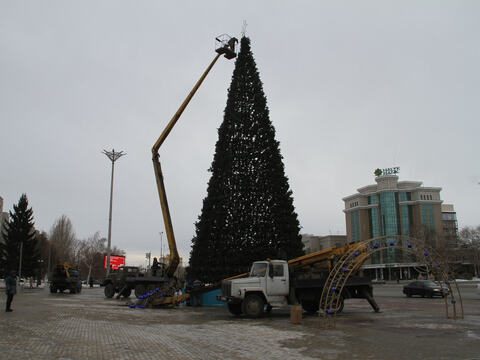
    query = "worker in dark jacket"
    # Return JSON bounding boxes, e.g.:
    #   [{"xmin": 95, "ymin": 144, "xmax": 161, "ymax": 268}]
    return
[
  {"xmin": 152, "ymin": 257, "xmax": 159, "ymax": 276},
  {"xmin": 5, "ymin": 271, "xmax": 17, "ymax": 312}
]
